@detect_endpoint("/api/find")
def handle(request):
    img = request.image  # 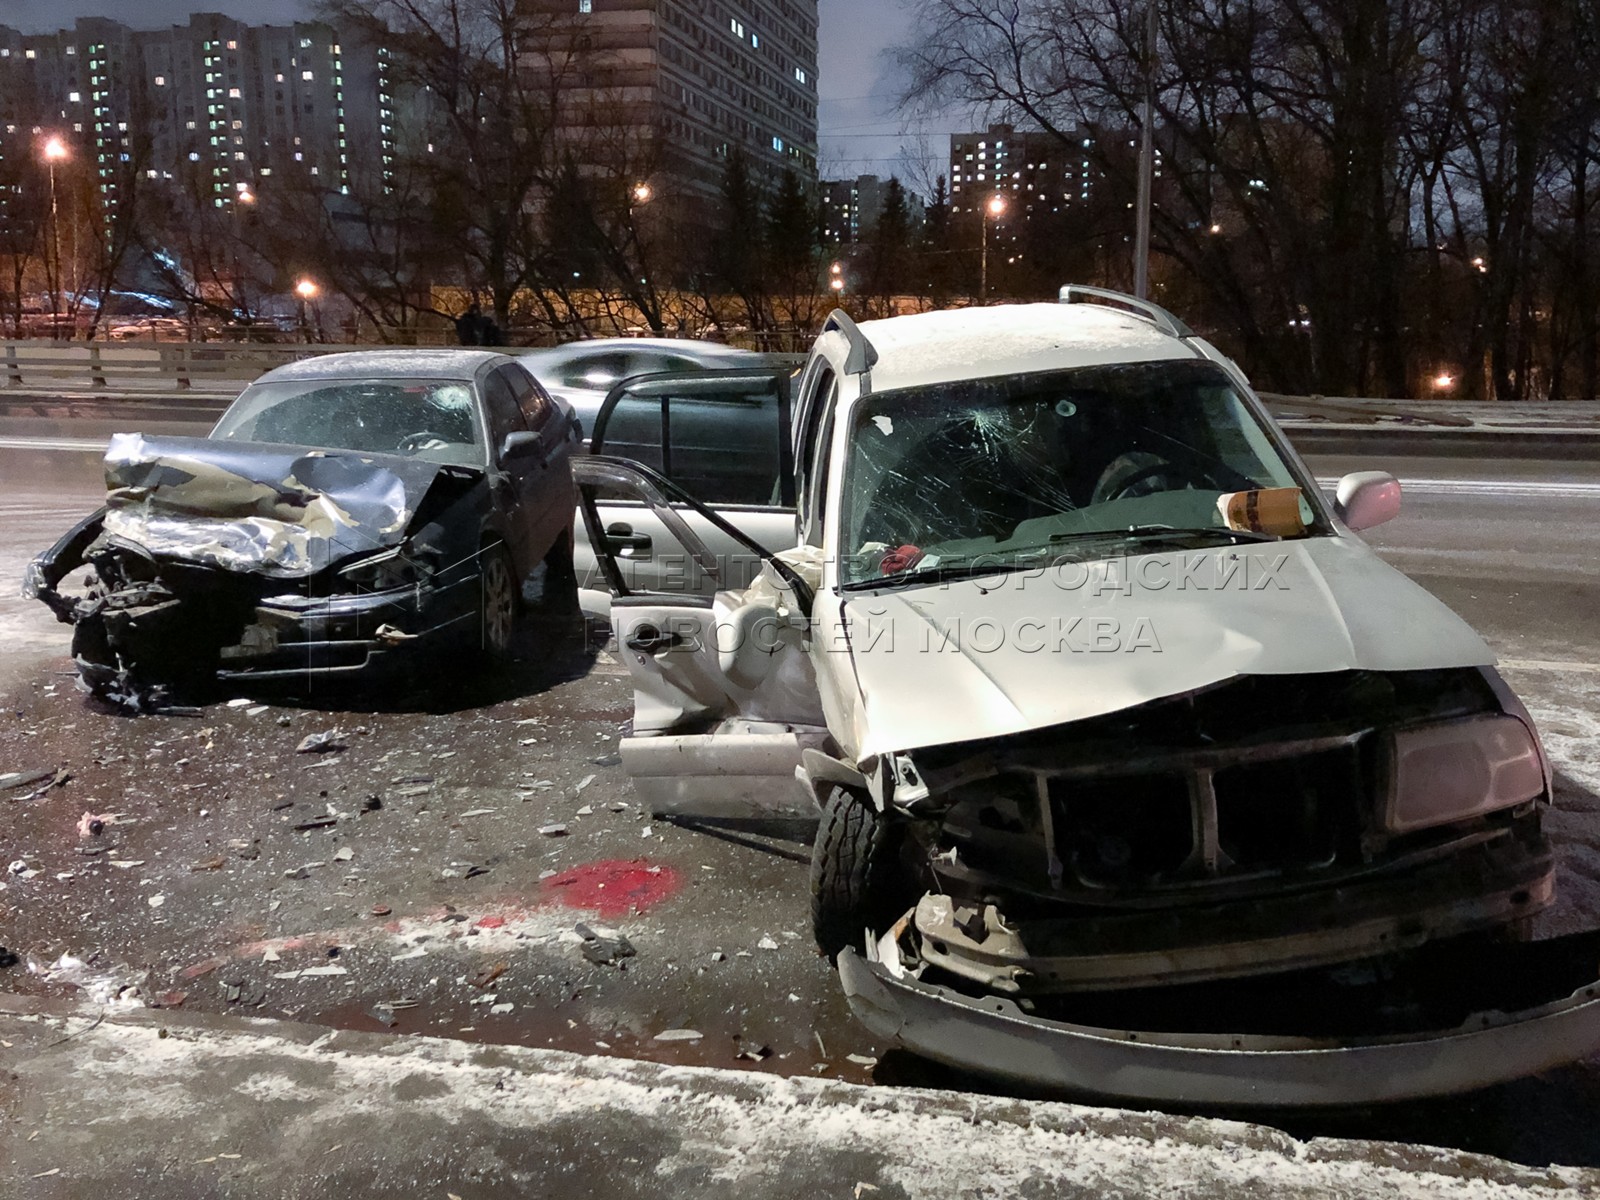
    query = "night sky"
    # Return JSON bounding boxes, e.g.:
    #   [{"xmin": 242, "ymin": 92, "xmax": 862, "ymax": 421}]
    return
[{"xmin": 3, "ymin": 0, "xmax": 958, "ymax": 187}]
